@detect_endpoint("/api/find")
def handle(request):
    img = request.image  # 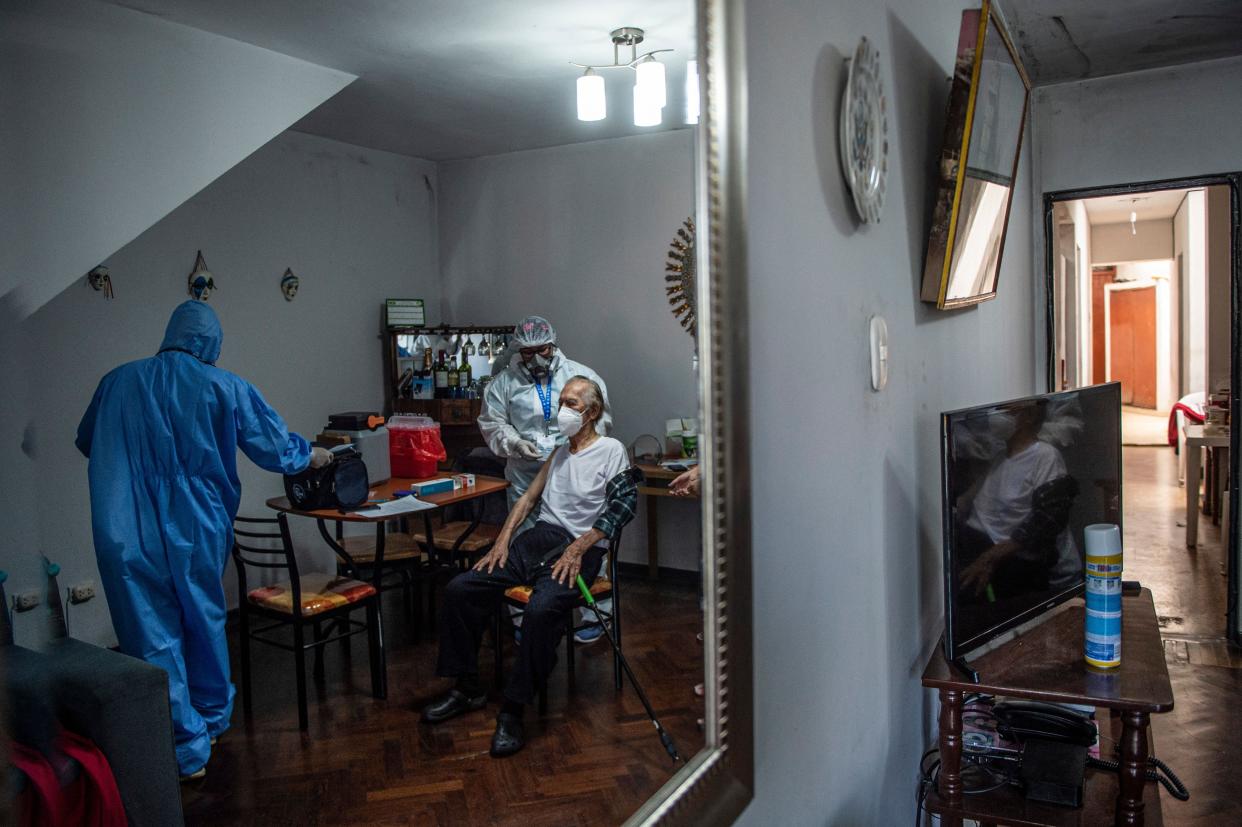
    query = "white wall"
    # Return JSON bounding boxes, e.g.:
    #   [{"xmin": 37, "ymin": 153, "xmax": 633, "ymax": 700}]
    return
[
  {"xmin": 1091, "ymin": 219, "xmax": 1173, "ymax": 264},
  {"xmin": 1206, "ymin": 185, "xmax": 1232, "ymax": 392},
  {"xmin": 1175, "ymin": 191, "xmax": 1208, "ymax": 396},
  {"xmin": 13, "ymin": 131, "xmax": 439, "ymax": 647},
  {"xmin": 1034, "ymin": 56, "xmax": 1242, "ymax": 193},
  {"xmin": 1069, "ymin": 201, "xmax": 1094, "ymax": 384},
  {"xmin": 437, "ymin": 130, "xmax": 702, "ymax": 571},
  {"xmin": 0, "ymin": 0, "xmax": 355, "ymax": 318},
  {"xmin": 737, "ymin": 0, "xmax": 1036, "ymax": 823}
]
